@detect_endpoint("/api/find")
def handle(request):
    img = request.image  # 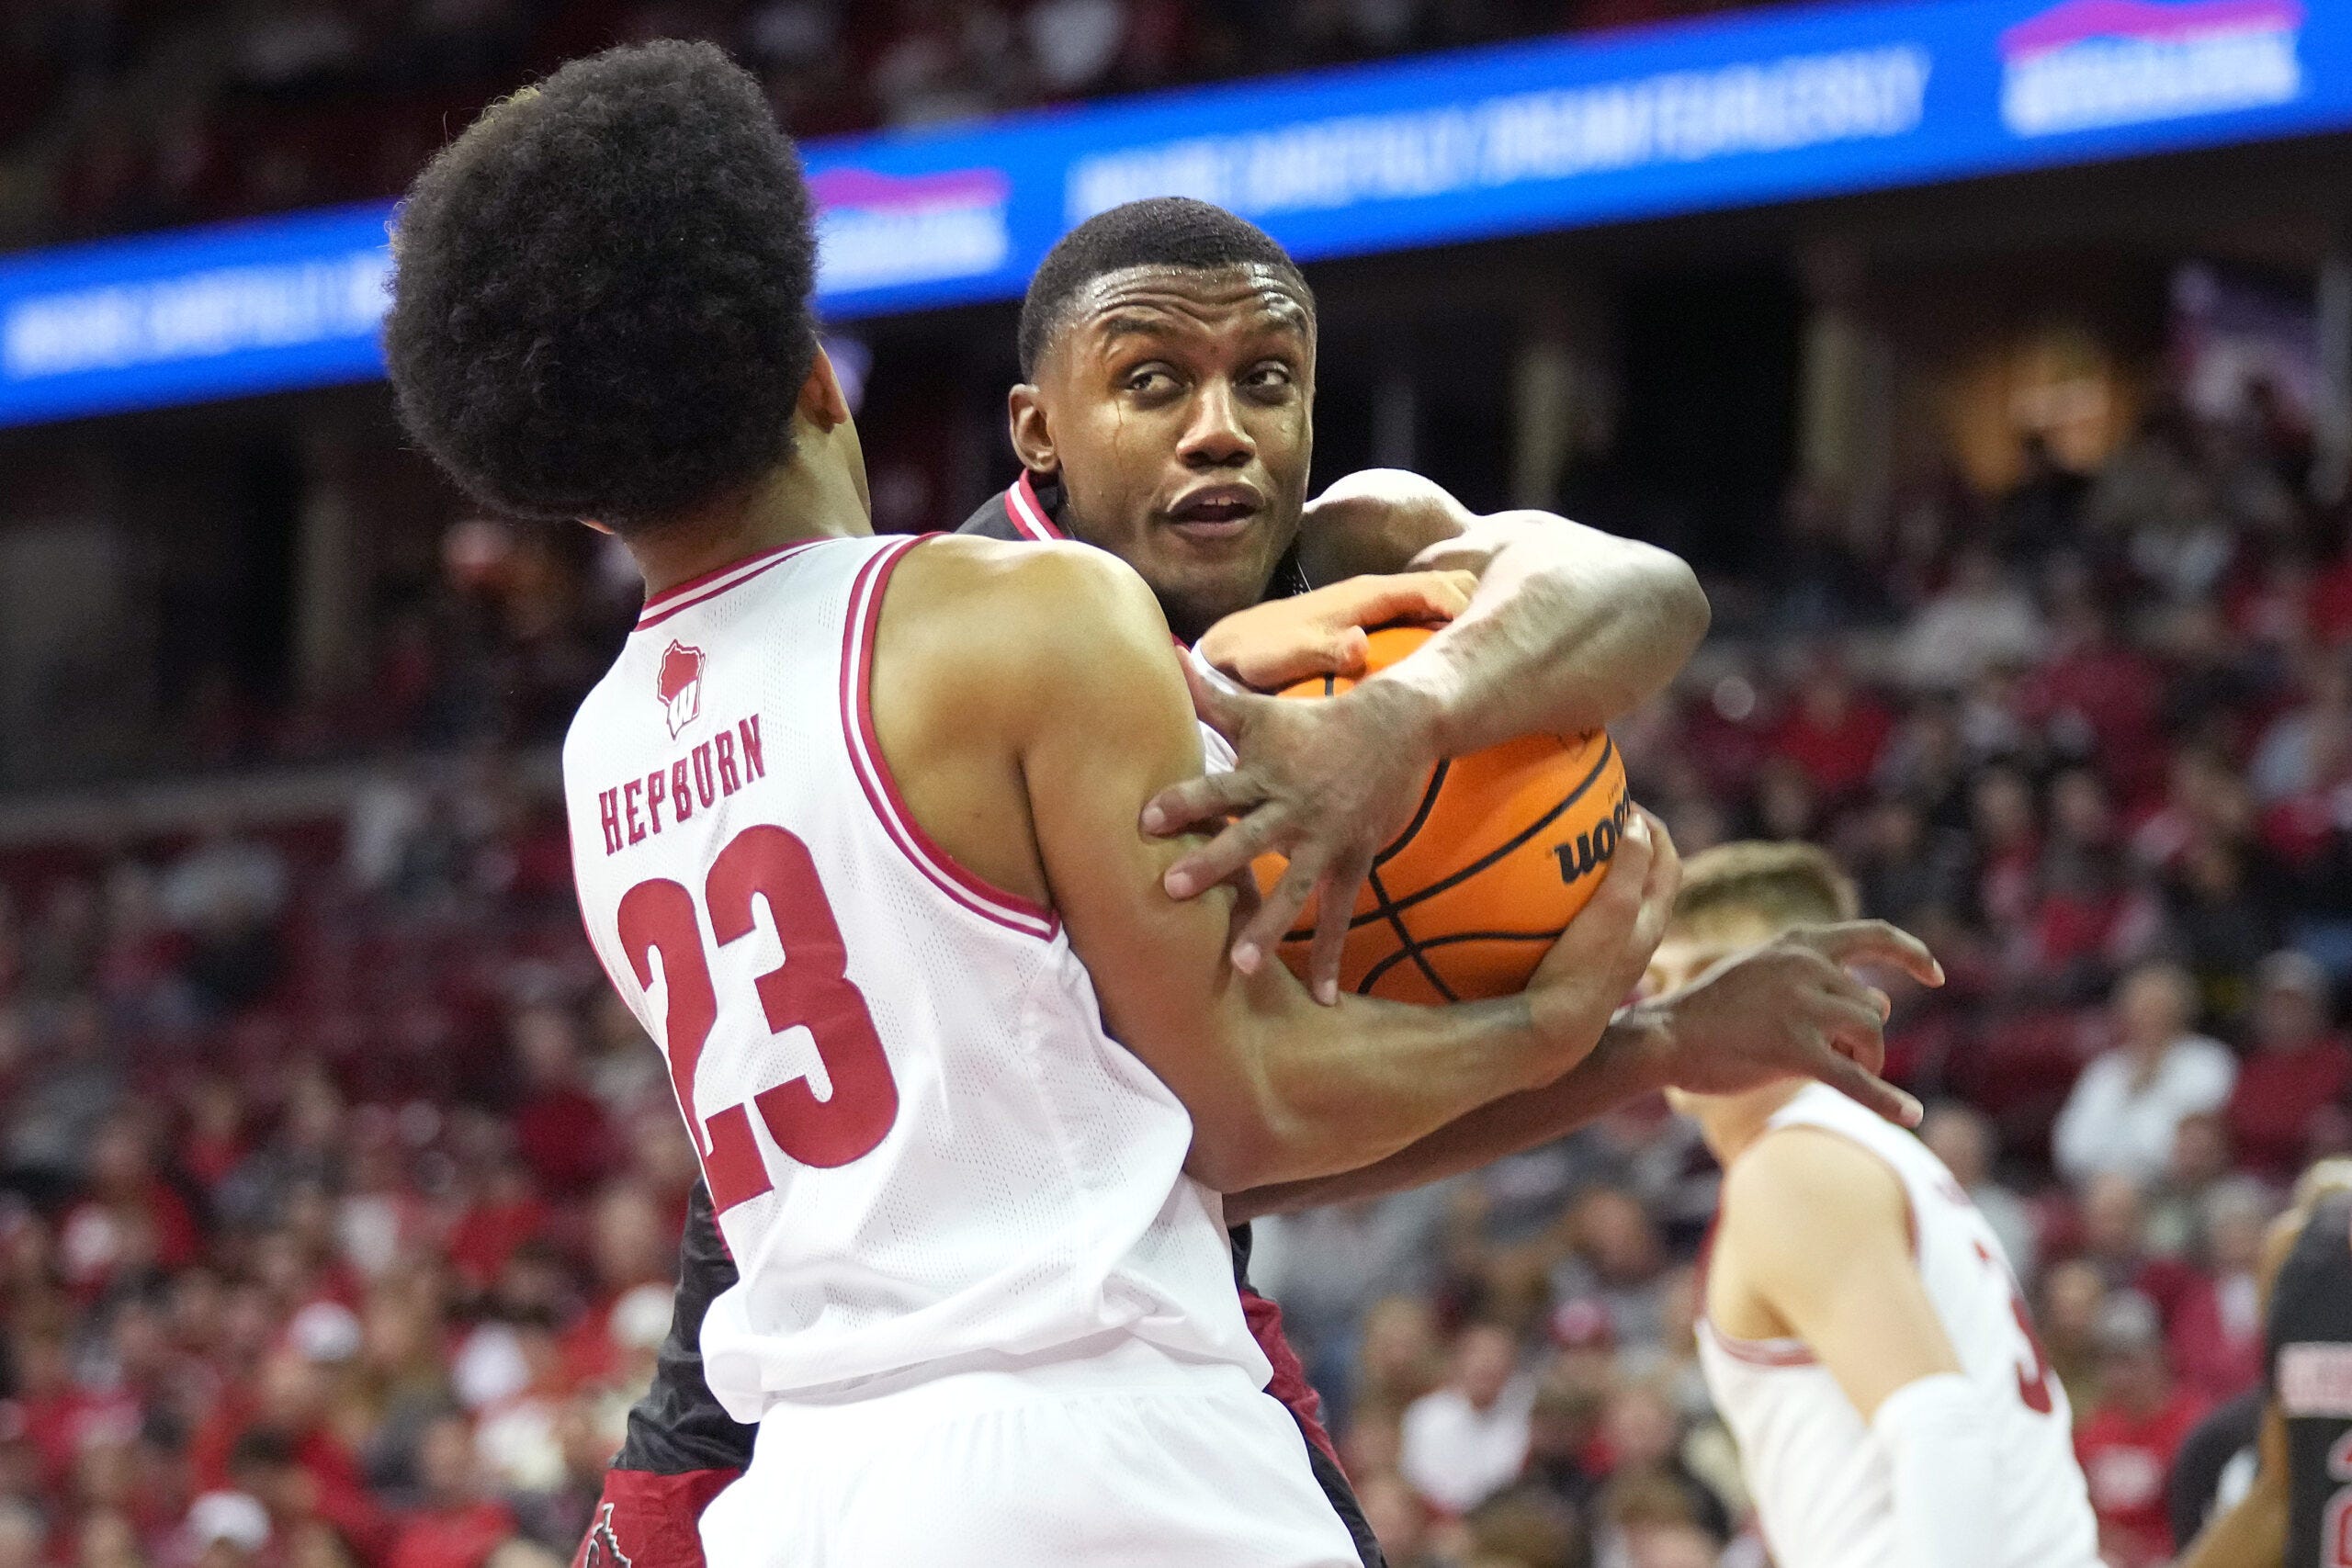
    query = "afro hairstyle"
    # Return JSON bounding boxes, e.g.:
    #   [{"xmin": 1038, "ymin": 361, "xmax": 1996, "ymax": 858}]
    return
[
  {"xmin": 383, "ymin": 39, "xmax": 820, "ymax": 529},
  {"xmin": 1016, "ymin": 197, "xmax": 1311, "ymax": 379}
]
